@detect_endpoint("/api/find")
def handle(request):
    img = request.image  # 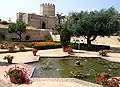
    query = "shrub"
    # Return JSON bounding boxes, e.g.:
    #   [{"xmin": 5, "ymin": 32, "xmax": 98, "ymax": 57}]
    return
[
  {"xmin": 3, "ymin": 55, "xmax": 14, "ymax": 60},
  {"xmin": 69, "ymin": 71, "xmax": 89, "ymax": 78},
  {"xmin": 0, "ymin": 21, "xmax": 8, "ymax": 25},
  {"xmin": 60, "ymin": 28, "xmax": 71, "ymax": 46},
  {"xmin": 7, "ymin": 44, "xmax": 15, "ymax": 52},
  {"xmin": 69, "ymin": 43, "xmax": 110, "ymax": 51},
  {"xmin": 117, "ymin": 38, "xmax": 120, "ymax": 42},
  {"xmin": 3, "ymin": 55, "xmax": 14, "ymax": 64},
  {"xmin": 23, "ymin": 42, "xmax": 34, "ymax": 48},
  {"xmin": 0, "ymin": 44, "xmax": 6, "ymax": 49},
  {"xmin": 99, "ymin": 50, "xmax": 108, "ymax": 56},
  {"xmin": 18, "ymin": 44, "xmax": 25, "ymax": 51},
  {"xmin": 33, "ymin": 44, "xmax": 61, "ymax": 50}
]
